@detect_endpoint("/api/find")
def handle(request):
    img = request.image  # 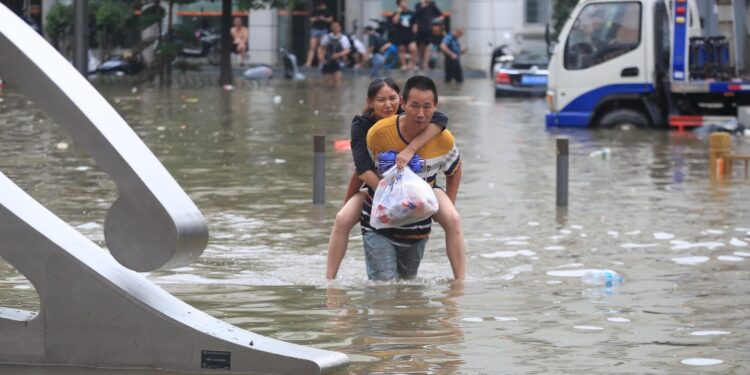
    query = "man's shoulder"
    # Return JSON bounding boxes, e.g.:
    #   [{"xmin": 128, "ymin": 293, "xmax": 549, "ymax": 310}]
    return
[
  {"xmin": 369, "ymin": 115, "xmax": 398, "ymax": 135},
  {"xmin": 420, "ymin": 129, "xmax": 456, "ymax": 158},
  {"xmin": 431, "ymin": 129, "xmax": 455, "ymax": 147}
]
